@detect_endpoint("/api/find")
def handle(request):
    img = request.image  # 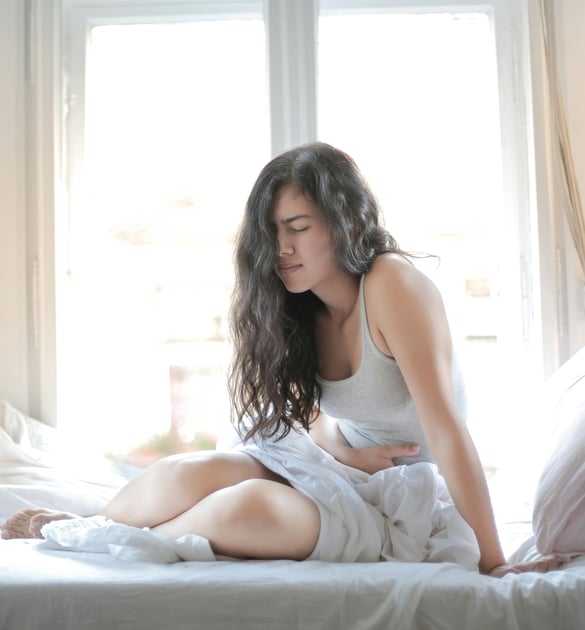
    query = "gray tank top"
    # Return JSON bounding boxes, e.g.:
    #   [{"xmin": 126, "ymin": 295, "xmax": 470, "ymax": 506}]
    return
[{"xmin": 316, "ymin": 274, "xmax": 467, "ymax": 466}]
